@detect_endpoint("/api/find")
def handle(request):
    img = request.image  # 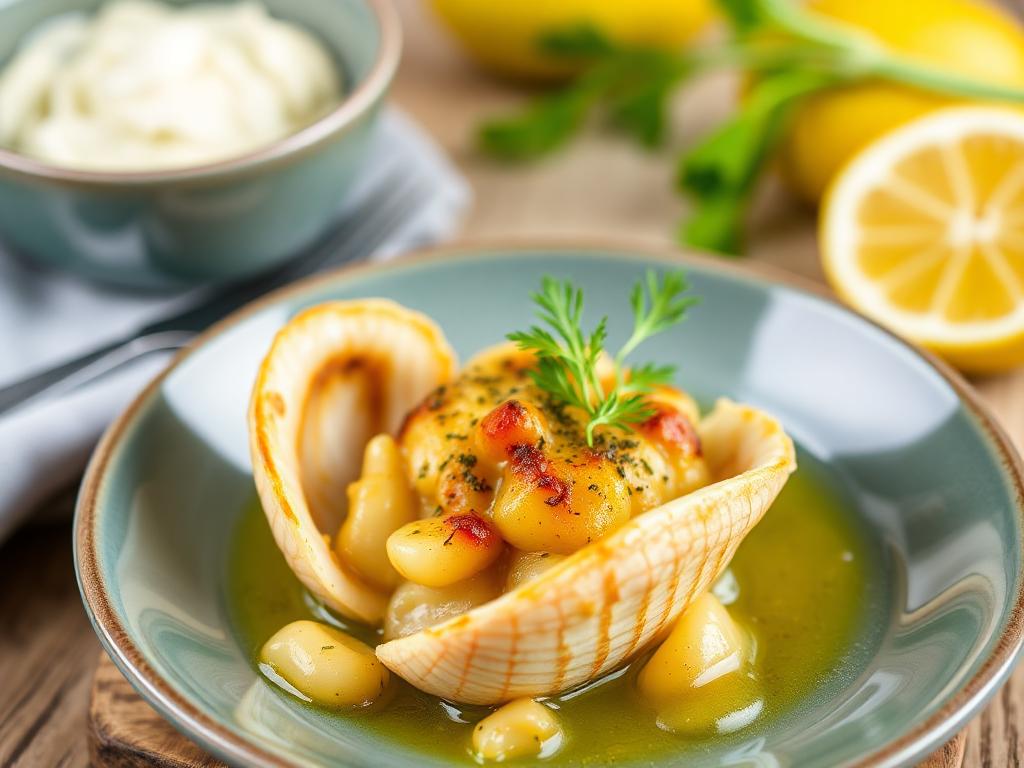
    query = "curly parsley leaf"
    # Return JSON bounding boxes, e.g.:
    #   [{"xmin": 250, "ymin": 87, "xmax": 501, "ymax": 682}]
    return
[{"xmin": 508, "ymin": 271, "xmax": 698, "ymax": 445}]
